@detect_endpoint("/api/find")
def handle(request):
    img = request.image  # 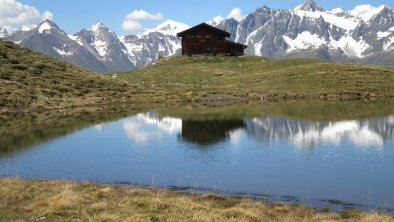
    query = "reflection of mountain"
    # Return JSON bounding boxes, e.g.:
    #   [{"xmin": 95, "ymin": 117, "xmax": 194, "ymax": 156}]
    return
[
  {"xmin": 123, "ymin": 113, "xmax": 244, "ymax": 146},
  {"xmin": 244, "ymin": 116, "xmax": 394, "ymax": 148},
  {"xmin": 123, "ymin": 112, "xmax": 394, "ymax": 148},
  {"xmin": 180, "ymin": 120, "xmax": 244, "ymax": 146}
]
